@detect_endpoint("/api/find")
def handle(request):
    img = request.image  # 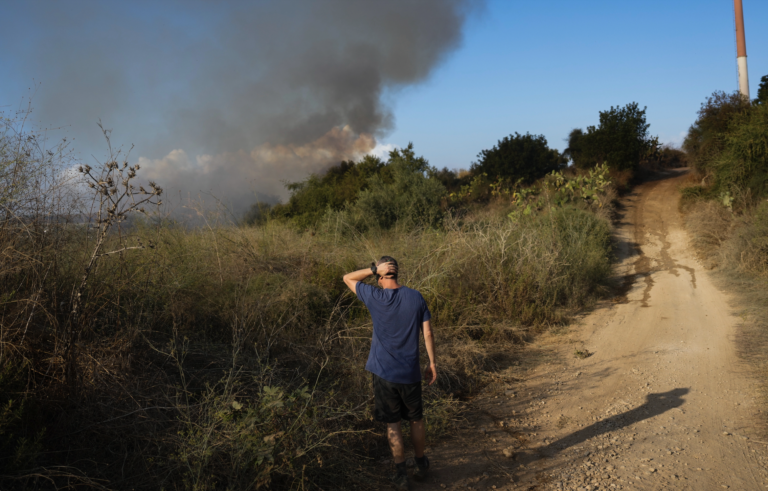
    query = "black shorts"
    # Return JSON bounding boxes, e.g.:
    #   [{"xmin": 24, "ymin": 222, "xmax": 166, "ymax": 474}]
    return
[{"xmin": 372, "ymin": 373, "xmax": 423, "ymax": 423}]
